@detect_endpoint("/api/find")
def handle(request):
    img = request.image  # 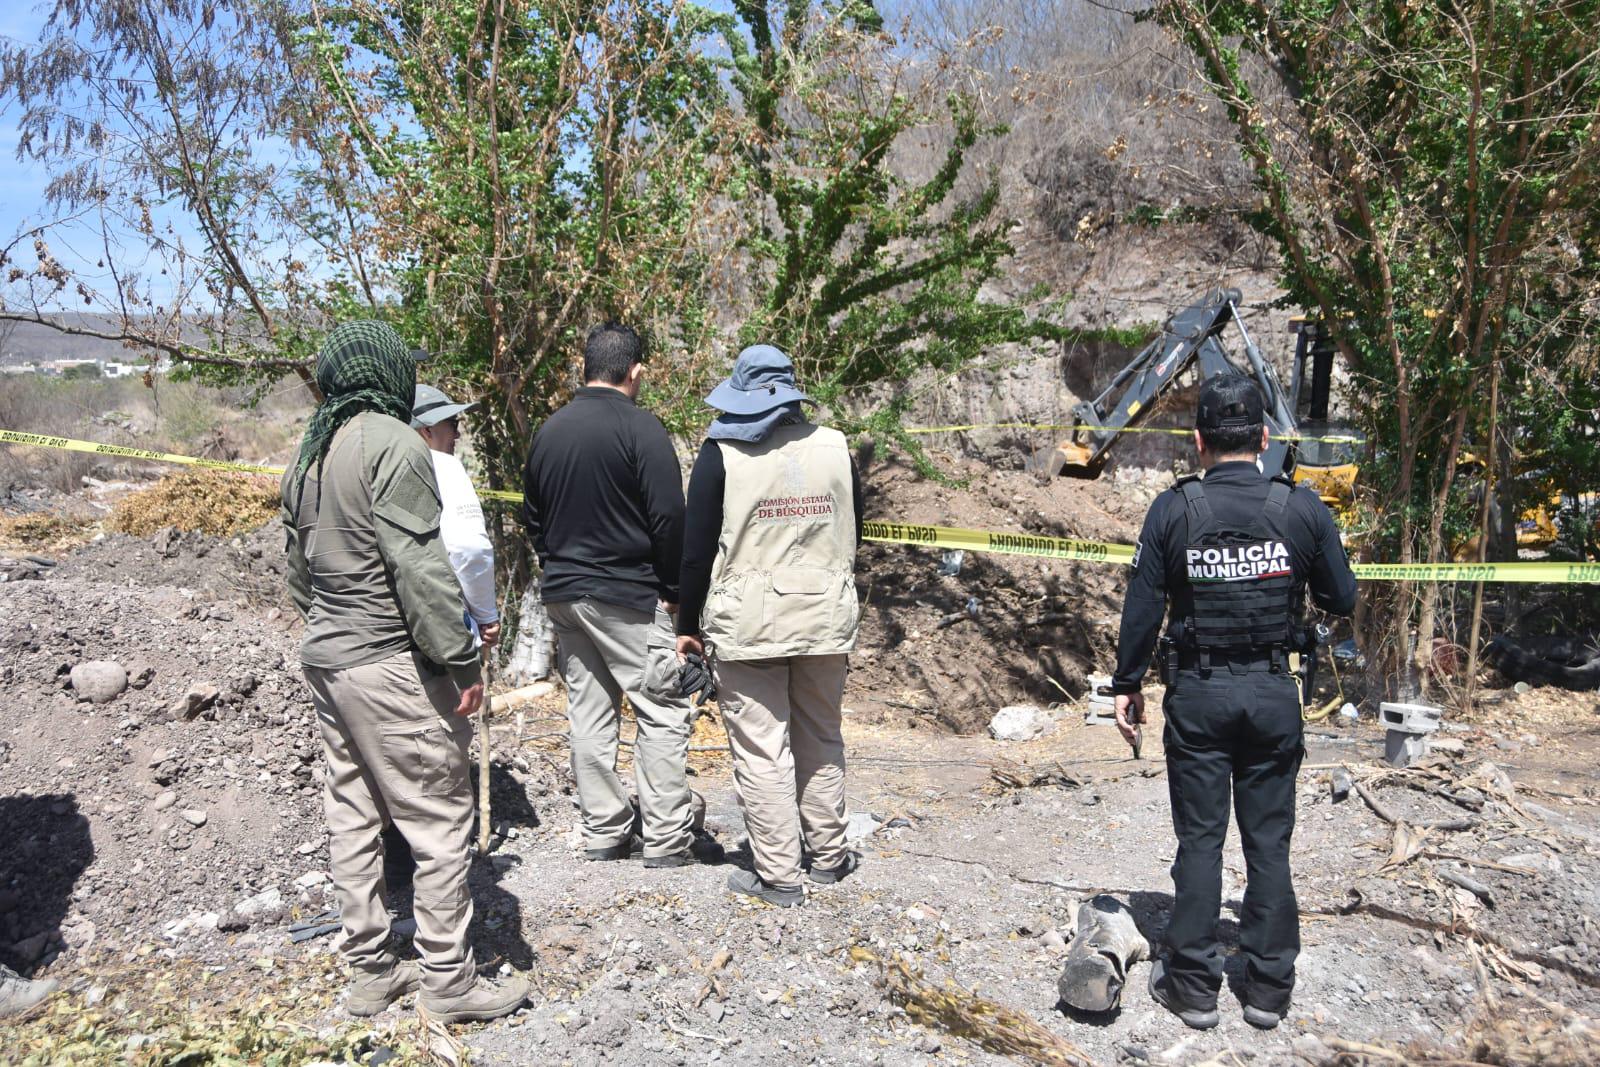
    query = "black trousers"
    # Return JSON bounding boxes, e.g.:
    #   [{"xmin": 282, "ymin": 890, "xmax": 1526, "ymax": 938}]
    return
[{"xmin": 1162, "ymin": 666, "xmax": 1303, "ymax": 1012}]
